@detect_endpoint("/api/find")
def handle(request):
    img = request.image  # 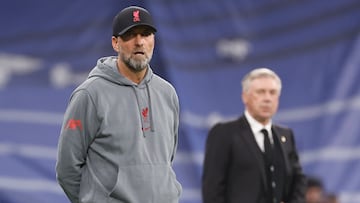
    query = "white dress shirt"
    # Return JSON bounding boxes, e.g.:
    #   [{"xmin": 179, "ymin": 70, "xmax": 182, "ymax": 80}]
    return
[{"xmin": 244, "ymin": 110, "xmax": 273, "ymax": 152}]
